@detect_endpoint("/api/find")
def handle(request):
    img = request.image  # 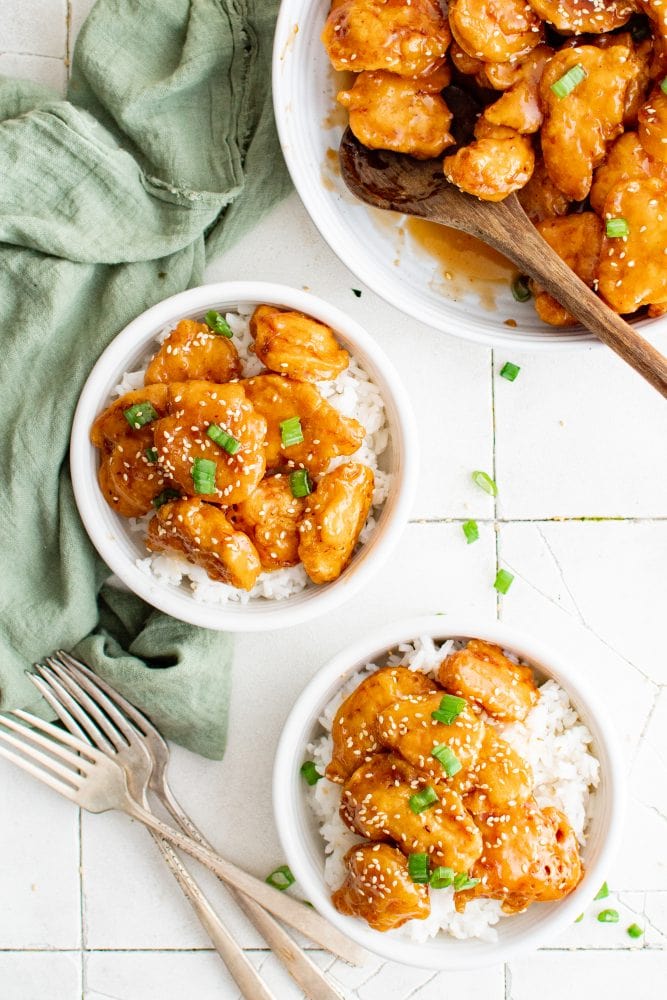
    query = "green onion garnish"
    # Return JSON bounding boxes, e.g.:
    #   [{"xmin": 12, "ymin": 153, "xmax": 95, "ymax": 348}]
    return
[
  {"xmin": 123, "ymin": 402, "xmax": 159, "ymax": 429},
  {"xmin": 408, "ymin": 852, "xmax": 430, "ymax": 884},
  {"xmin": 280, "ymin": 416, "xmax": 304, "ymax": 448},
  {"xmin": 494, "ymin": 568, "xmax": 514, "ymax": 594},
  {"xmin": 431, "ymin": 693, "xmax": 467, "ymax": 726},
  {"xmin": 145, "ymin": 447, "xmax": 158, "ymax": 463},
  {"xmin": 207, "ymin": 423, "xmax": 241, "ymax": 455},
  {"xmin": 300, "ymin": 761, "xmax": 322, "ymax": 786},
  {"xmin": 472, "ymin": 470, "xmax": 497, "ymax": 496},
  {"xmin": 352, "ymin": 288, "xmax": 362, "ymax": 298},
  {"xmin": 597, "ymin": 909, "xmax": 620, "ymax": 923},
  {"xmin": 265, "ymin": 865, "xmax": 295, "ymax": 891},
  {"xmin": 500, "ymin": 361, "xmax": 521, "ymax": 382},
  {"xmin": 431, "ymin": 744, "xmax": 462, "ymax": 777},
  {"xmin": 409, "ymin": 786, "xmax": 439, "ymax": 814},
  {"xmin": 429, "ymin": 866, "xmax": 455, "ymax": 889},
  {"xmin": 462, "ymin": 520, "xmax": 479, "ymax": 544},
  {"xmin": 575, "ymin": 913, "xmax": 584, "ymax": 923},
  {"xmin": 627, "ymin": 923, "xmax": 644, "ymax": 938},
  {"xmin": 453, "ymin": 873, "xmax": 480, "ymax": 891},
  {"xmin": 595, "ymin": 882, "xmax": 609, "ymax": 900},
  {"xmin": 605, "ymin": 217, "xmax": 629, "ymax": 238},
  {"xmin": 152, "ymin": 489, "xmax": 180, "ymax": 509},
  {"xmin": 661, "ymin": 77, "xmax": 667, "ymax": 96},
  {"xmin": 550, "ymin": 64, "xmax": 587, "ymax": 99},
  {"xmin": 191, "ymin": 457, "xmax": 217, "ymax": 495},
  {"xmin": 290, "ymin": 469, "xmax": 312, "ymax": 498},
  {"xmin": 204, "ymin": 310, "xmax": 233, "ymax": 338},
  {"xmin": 511, "ymin": 275, "xmax": 531, "ymax": 302}
]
